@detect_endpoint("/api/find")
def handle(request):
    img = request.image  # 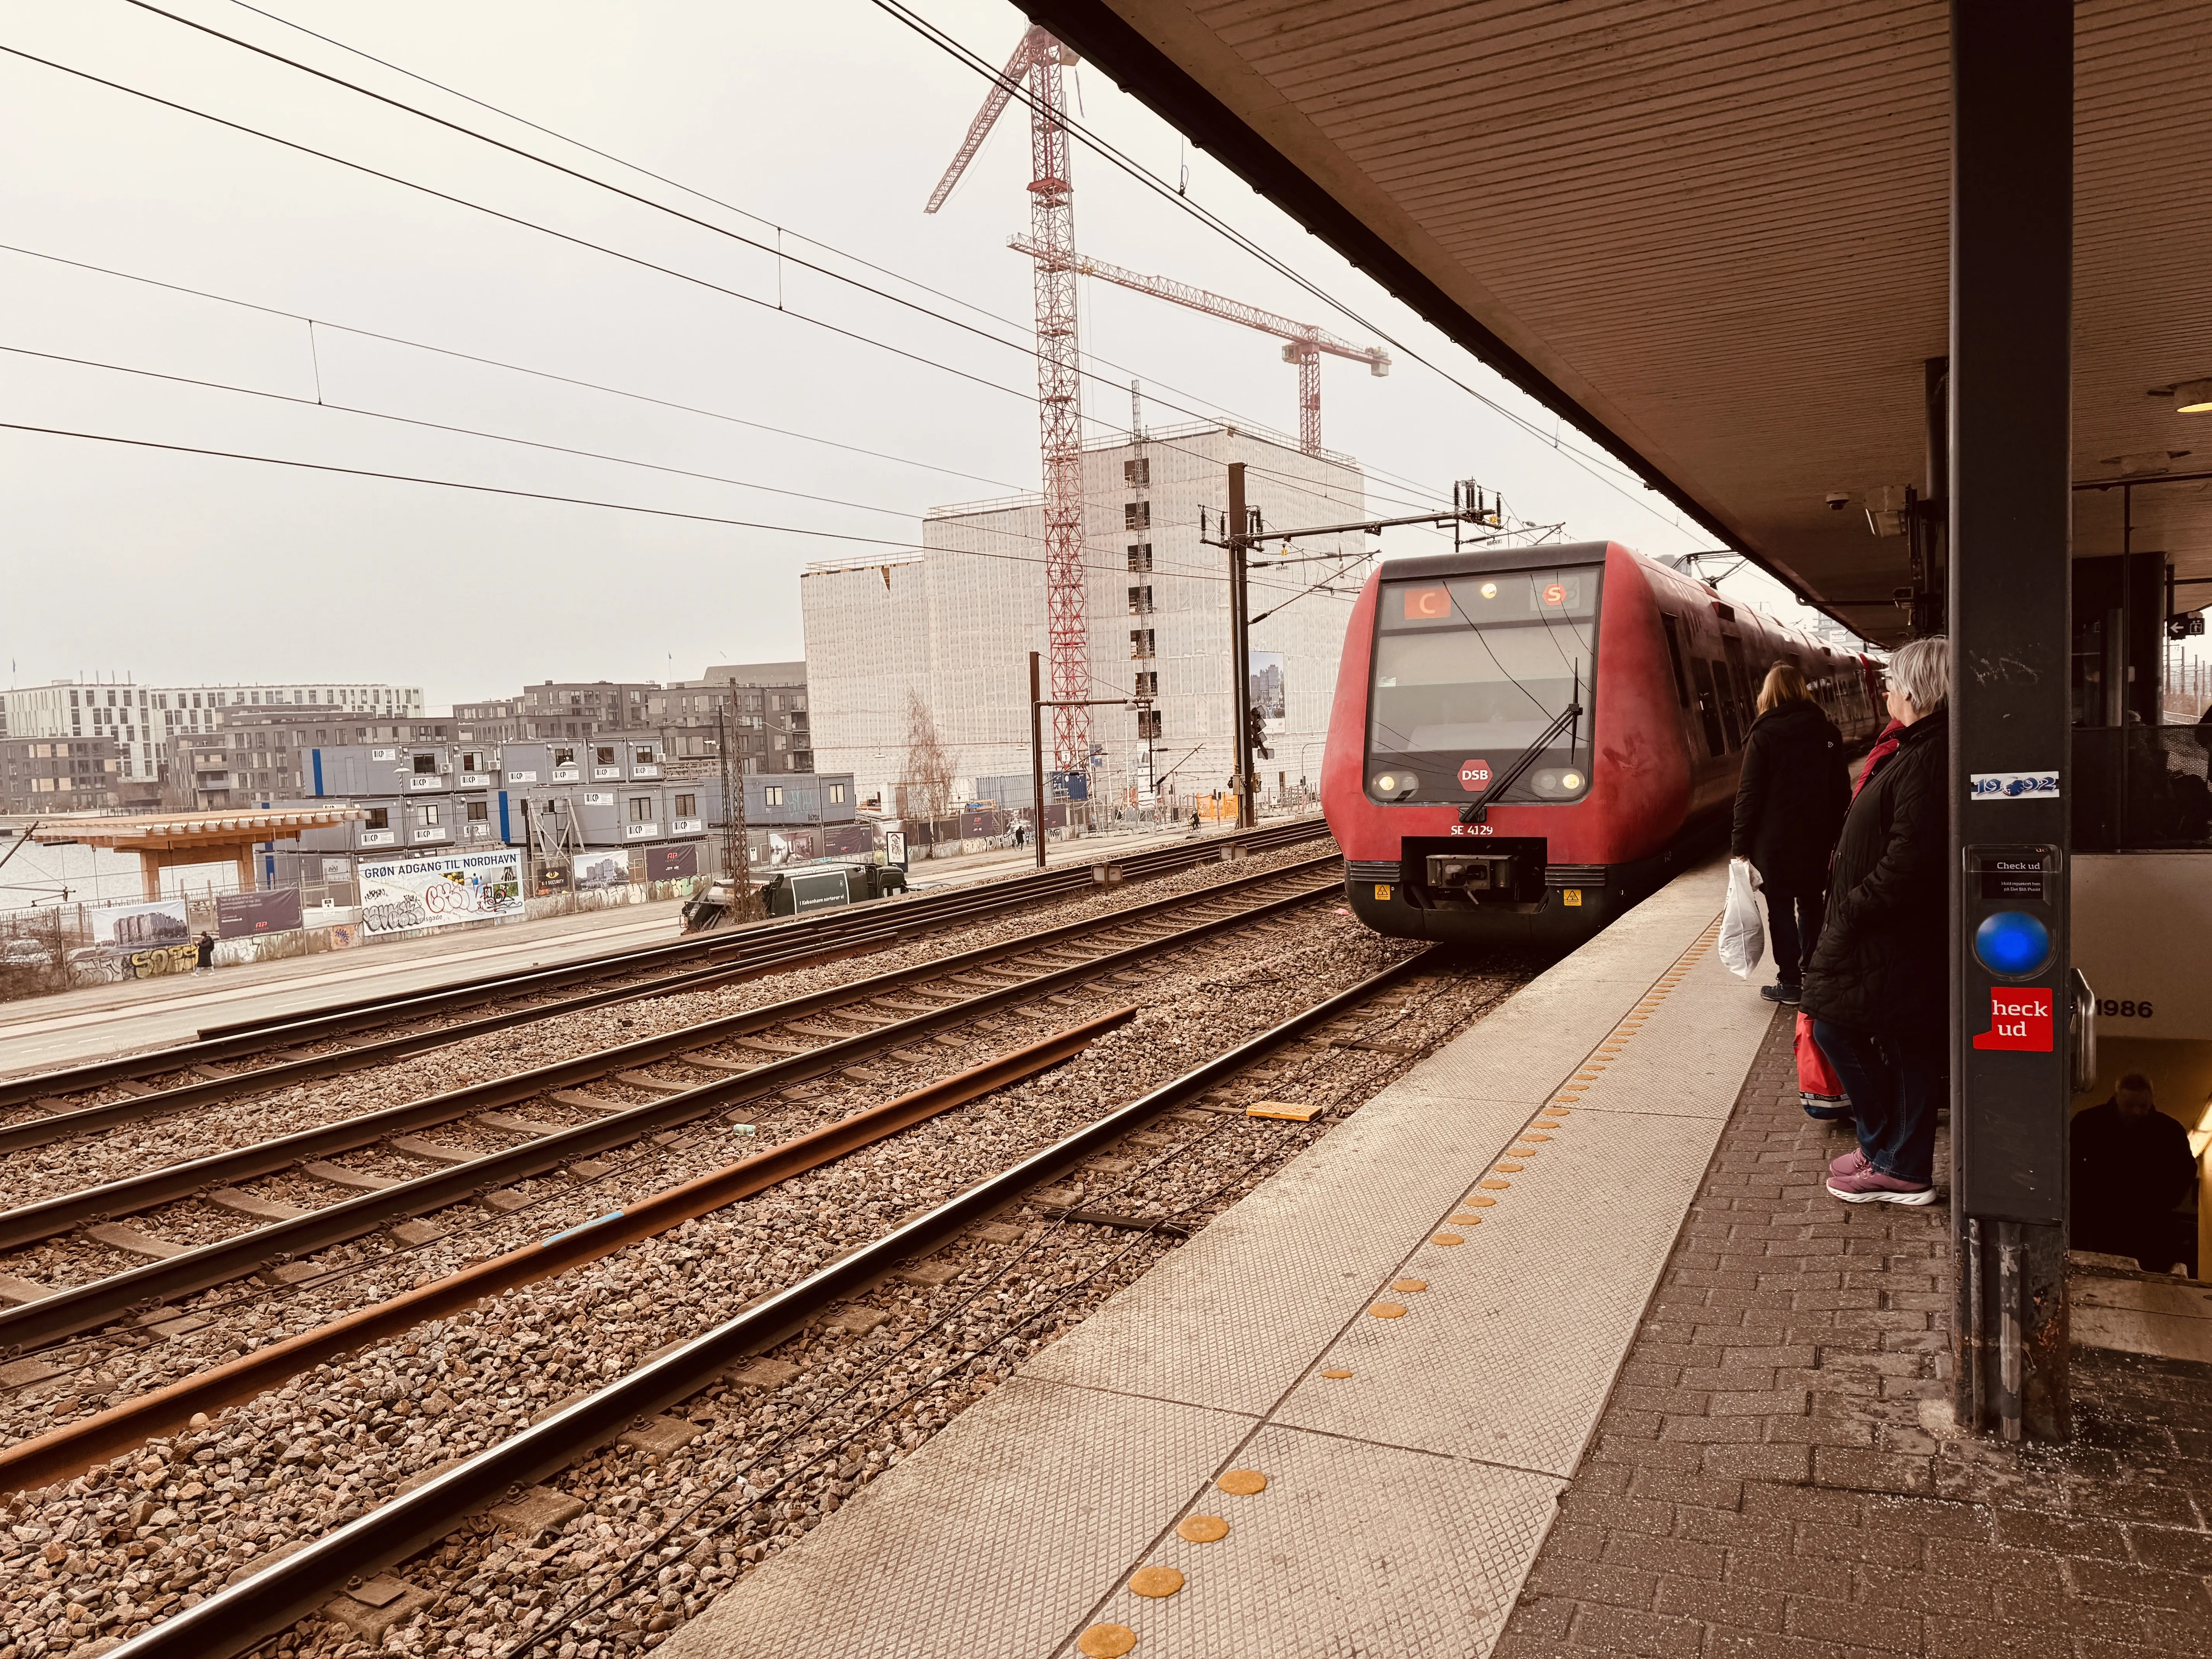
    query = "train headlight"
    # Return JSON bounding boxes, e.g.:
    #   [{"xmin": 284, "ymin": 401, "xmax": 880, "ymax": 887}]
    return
[
  {"xmin": 1480, "ymin": 581, "xmax": 1498, "ymax": 599},
  {"xmin": 1374, "ymin": 773, "xmax": 1413, "ymax": 797},
  {"xmin": 1561, "ymin": 770, "xmax": 1585, "ymax": 791}
]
